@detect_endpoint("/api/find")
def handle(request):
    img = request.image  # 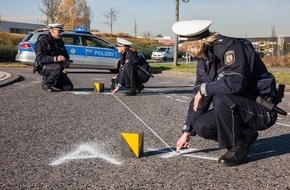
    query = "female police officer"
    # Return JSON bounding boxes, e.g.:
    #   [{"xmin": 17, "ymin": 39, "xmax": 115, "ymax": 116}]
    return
[
  {"xmin": 112, "ymin": 38, "xmax": 150, "ymax": 96},
  {"xmin": 174, "ymin": 20, "xmax": 278, "ymax": 166},
  {"xmin": 34, "ymin": 23, "xmax": 73, "ymax": 92}
]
